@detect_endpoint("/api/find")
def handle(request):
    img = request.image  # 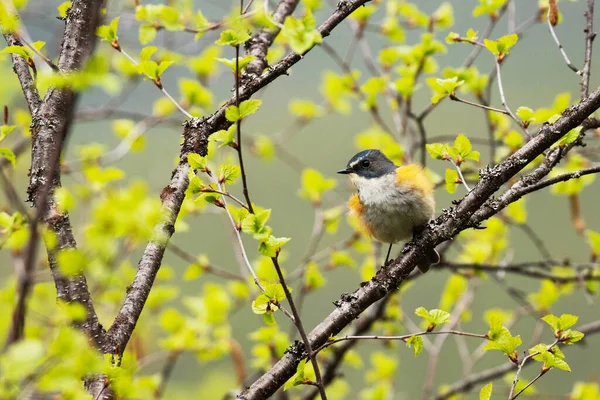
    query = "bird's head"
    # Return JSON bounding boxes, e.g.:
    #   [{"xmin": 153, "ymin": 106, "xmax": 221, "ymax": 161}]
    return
[{"xmin": 337, "ymin": 149, "xmax": 397, "ymax": 188}]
